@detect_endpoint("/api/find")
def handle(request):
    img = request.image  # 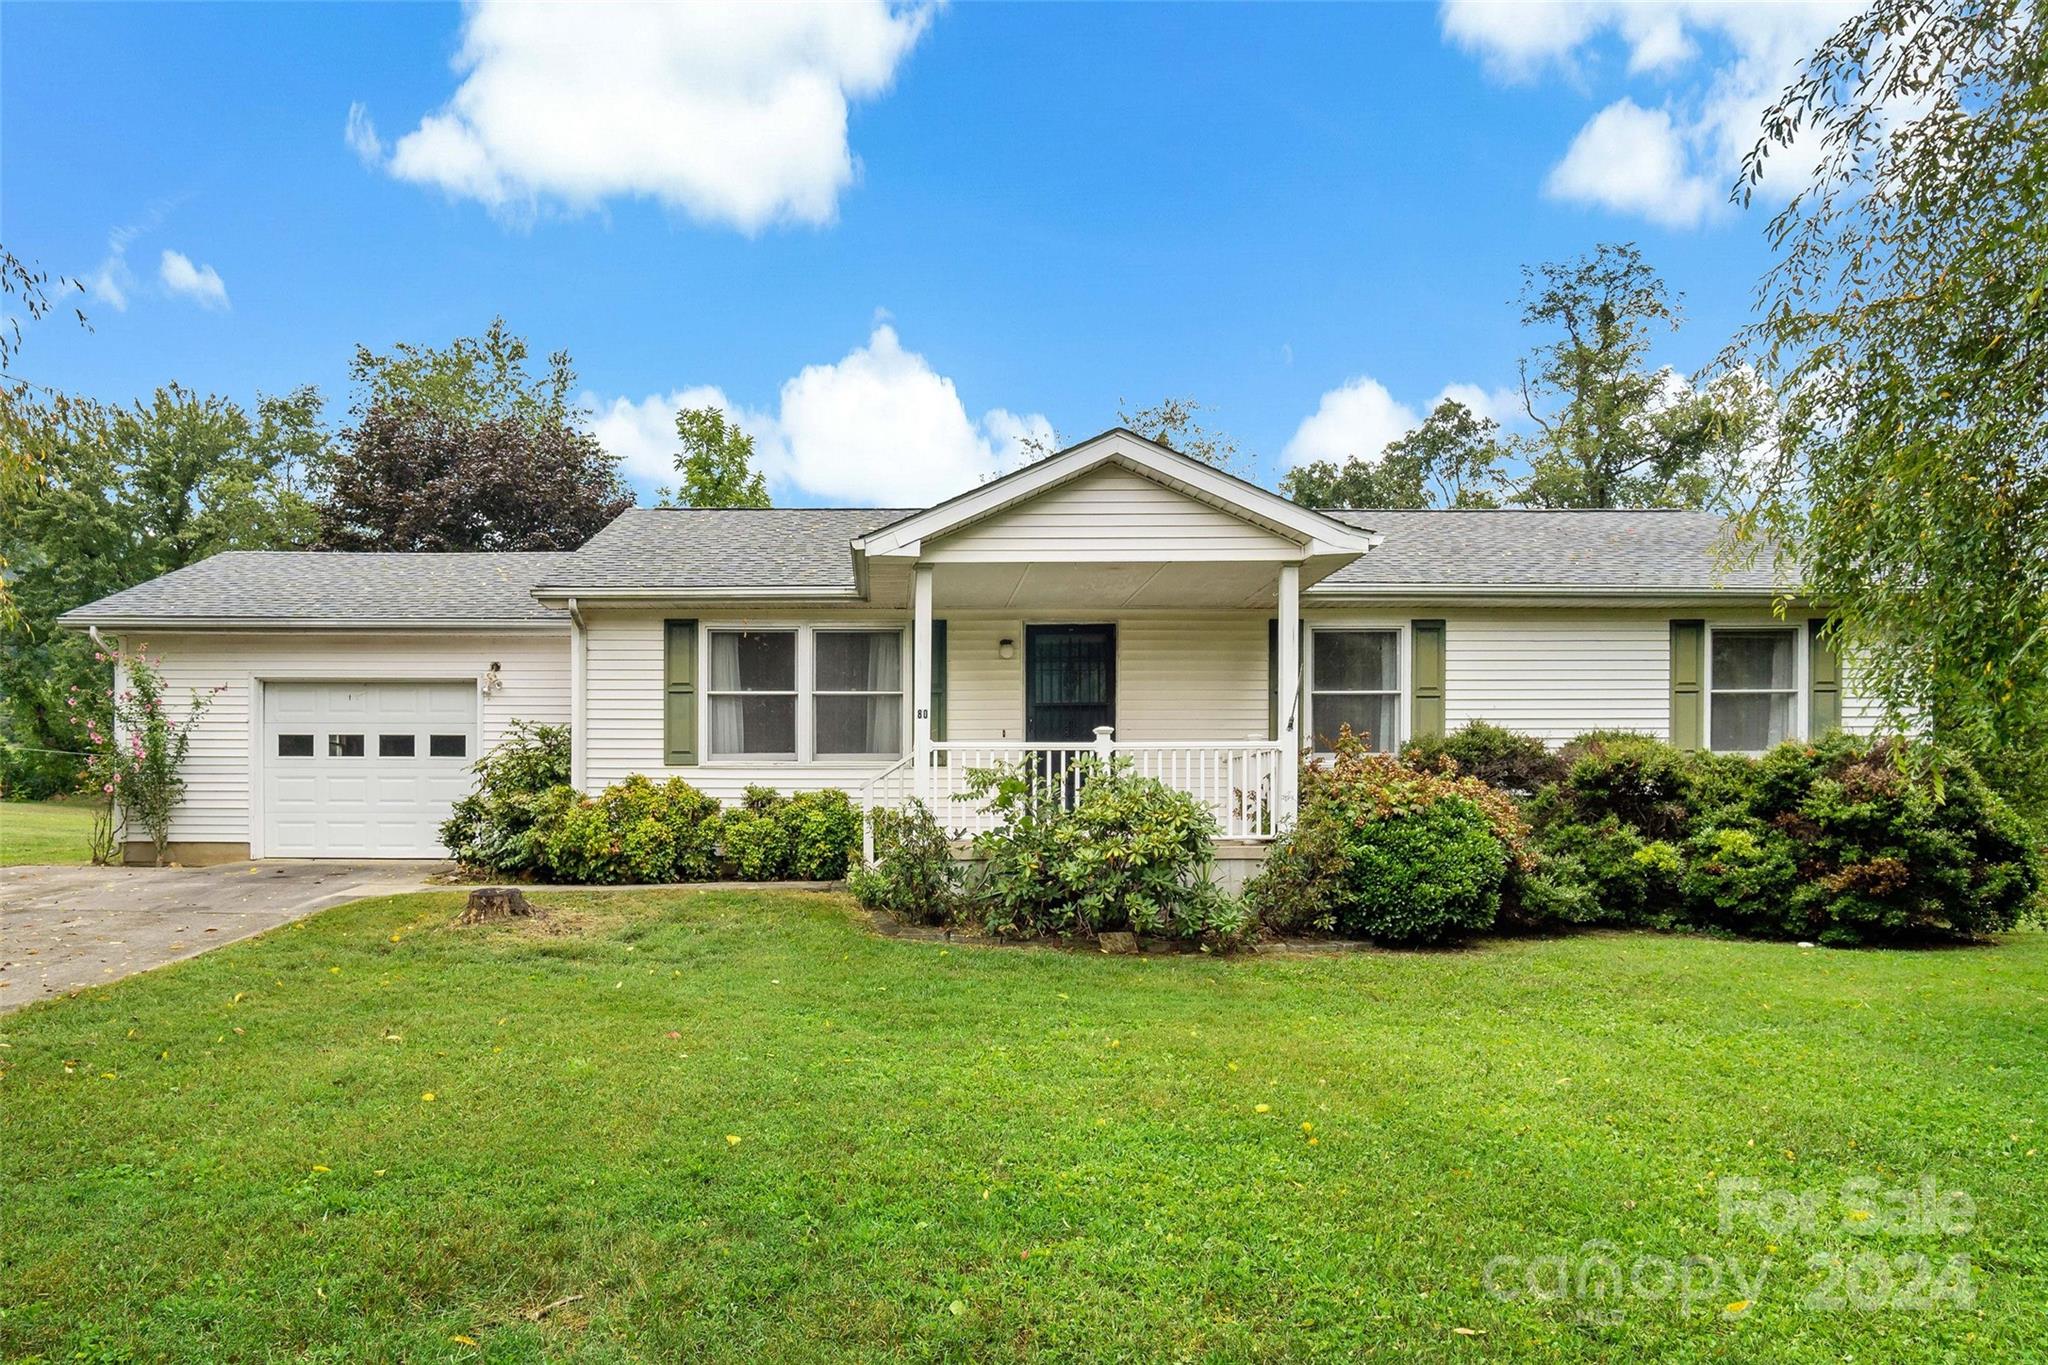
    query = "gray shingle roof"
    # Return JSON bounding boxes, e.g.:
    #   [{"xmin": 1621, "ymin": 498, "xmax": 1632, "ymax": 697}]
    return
[
  {"xmin": 61, "ymin": 551, "xmax": 577, "ymax": 625},
  {"xmin": 536, "ymin": 507, "xmax": 916, "ymax": 590},
  {"xmin": 62, "ymin": 505, "xmax": 1786, "ymax": 625},
  {"xmin": 1318, "ymin": 509, "xmax": 1784, "ymax": 592}
]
